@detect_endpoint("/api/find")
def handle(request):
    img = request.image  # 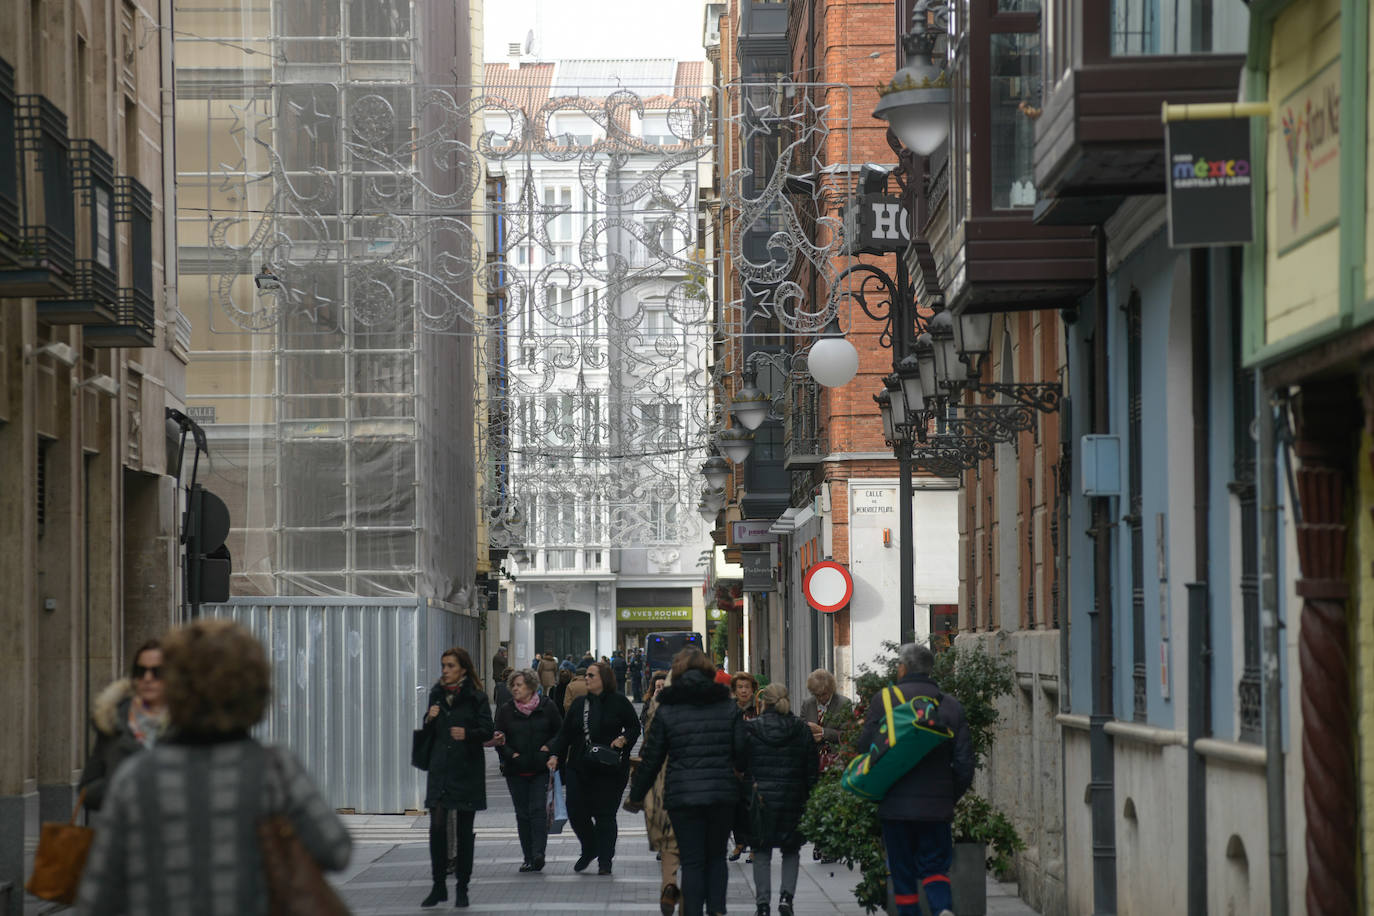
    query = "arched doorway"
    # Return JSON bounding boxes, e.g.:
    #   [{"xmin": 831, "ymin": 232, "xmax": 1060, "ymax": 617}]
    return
[{"xmin": 534, "ymin": 610, "xmax": 591, "ymax": 662}]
